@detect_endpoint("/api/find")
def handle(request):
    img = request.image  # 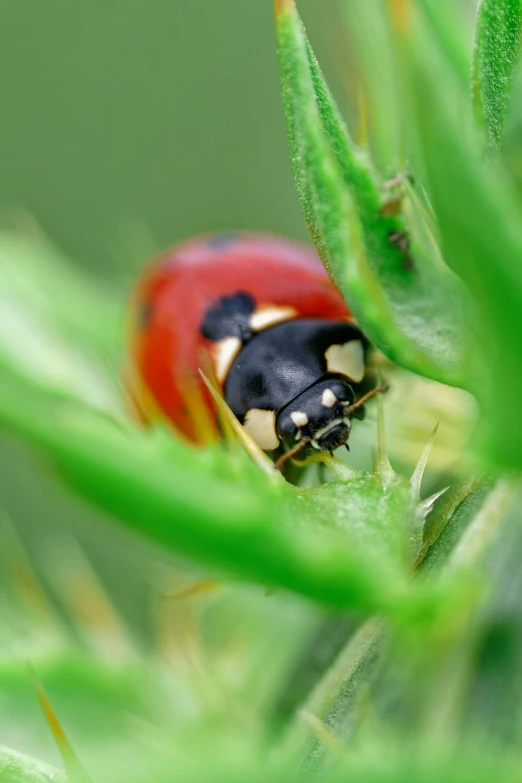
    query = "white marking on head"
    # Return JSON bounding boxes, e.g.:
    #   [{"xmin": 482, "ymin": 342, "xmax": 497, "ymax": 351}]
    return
[
  {"xmin": 249, "ymin": 305, "xmax": 297, "ymax": 332},
  {"xmin": 325, "ymin": 340, "xmax": 365, "ymax": 383},
  {"xmin": 321, "ymin": 388, "xmax": 337, "ymax": 408},
  {"xmin": 243, "ymin": 408, "xmax": 279, "ymax": 451},
  {"xmin": 212, "ymin": 336, "xmax": 242, "ymax": 383},
  {"xmin": 290, "ymin": 411, "xmax": 309, "ymax": 428},
  {"xmin": 313, "ymin": 418, "xmax": 346, "ymax": 440}
]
